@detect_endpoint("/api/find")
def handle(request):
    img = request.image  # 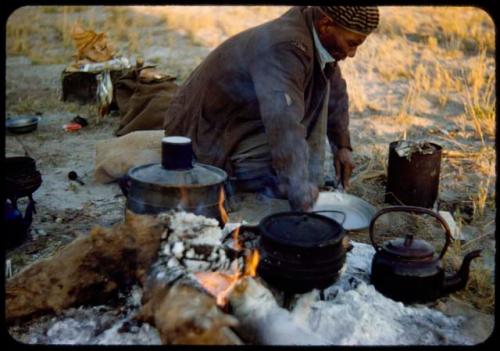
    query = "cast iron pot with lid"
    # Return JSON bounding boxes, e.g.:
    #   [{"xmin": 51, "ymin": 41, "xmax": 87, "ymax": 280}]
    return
[
  {"xmin": 369, "ymin": 206, "xmax": 482, "ymax": 303},
  {"xmin": 121, "ymin": 136, "xmax": 228, "ymax": 225},
  {"xmin": 237, "ymin": 210, "xmax": 349, "ymax": 294}
]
